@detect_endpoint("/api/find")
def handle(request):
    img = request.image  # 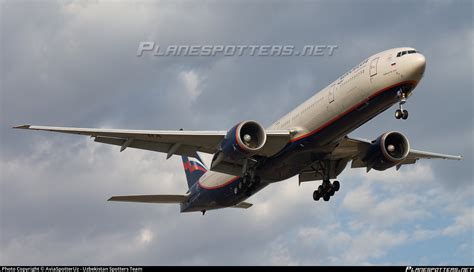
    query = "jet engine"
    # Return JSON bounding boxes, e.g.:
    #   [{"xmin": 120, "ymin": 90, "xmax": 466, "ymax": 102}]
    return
[
  {"xmin": 210, "ymin": 120, "xmax": 267, "ymax": 176},
  {"xmin": 365, "ymin": 131, "xmax": 410, "ymax": 171},
  {"xmin": 219, "ymin": 120, "xmax": 267, "ymax": 160}
]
